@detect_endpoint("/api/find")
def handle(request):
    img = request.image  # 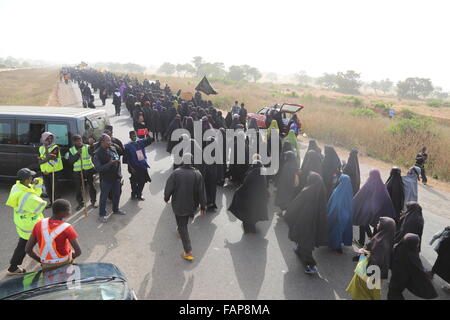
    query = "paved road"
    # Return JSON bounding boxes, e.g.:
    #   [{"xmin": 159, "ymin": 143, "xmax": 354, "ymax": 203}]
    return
[{"xmin": 0, "ymin": 82, "xmax": 448, "ymax": 300}]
